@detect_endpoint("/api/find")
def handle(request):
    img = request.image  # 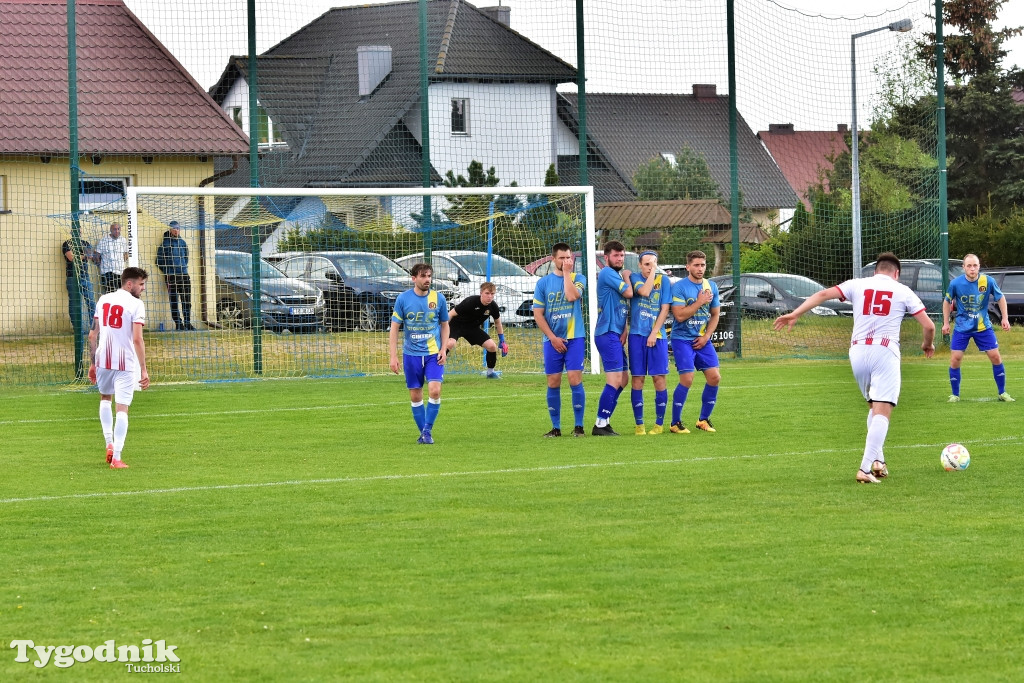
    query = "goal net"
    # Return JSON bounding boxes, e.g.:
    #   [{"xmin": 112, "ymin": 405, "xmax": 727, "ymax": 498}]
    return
[{"xmin": 123, "ymin": 185, "xmax": 597, "ymax": 381}]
